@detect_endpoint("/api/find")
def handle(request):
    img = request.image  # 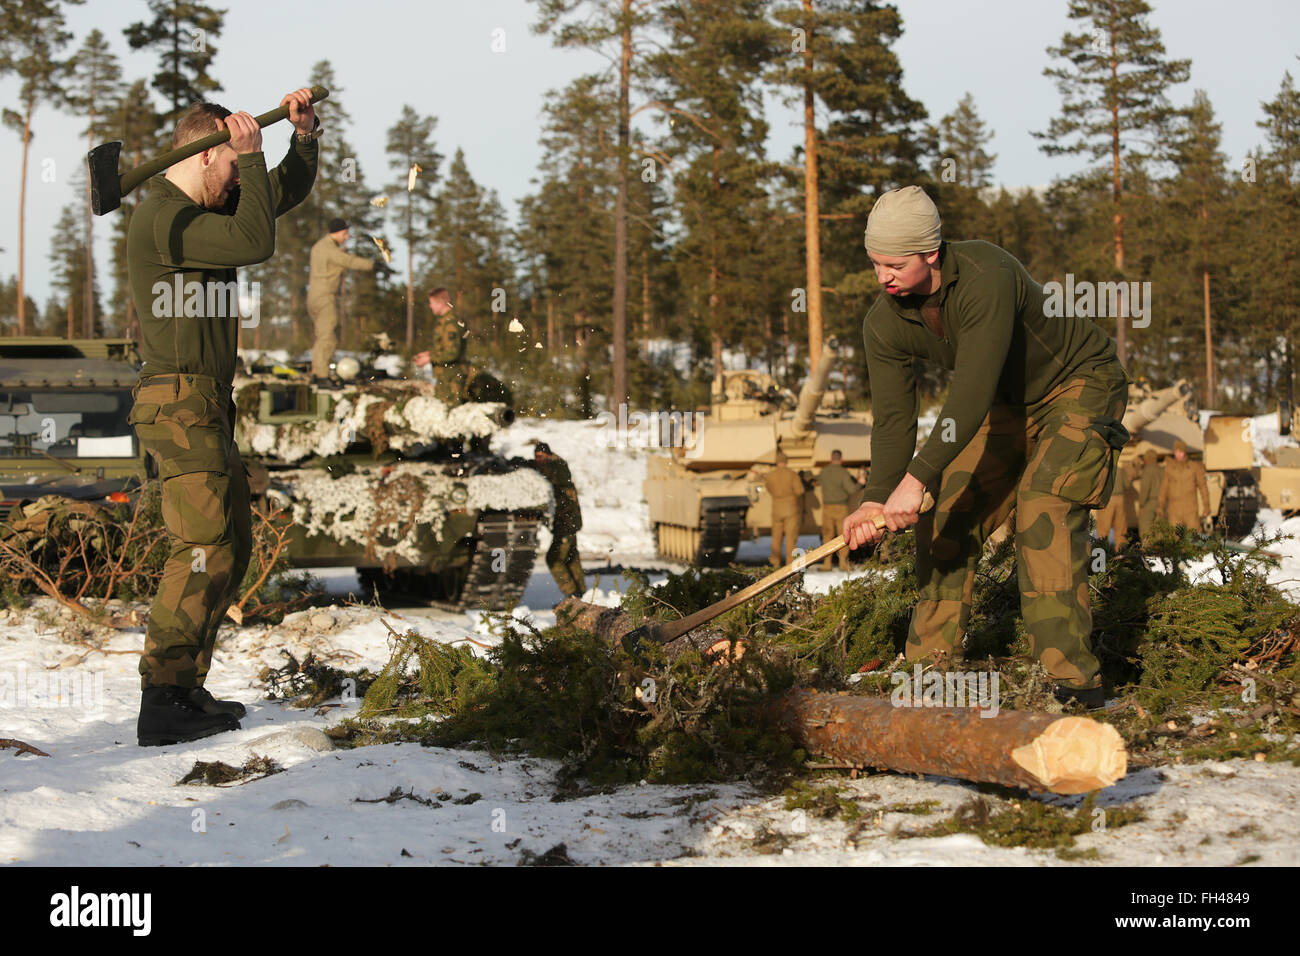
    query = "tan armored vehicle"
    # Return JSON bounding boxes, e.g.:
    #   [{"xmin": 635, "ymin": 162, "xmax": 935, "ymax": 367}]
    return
[
  {"xmin": 1119, "ymin": 379, "xmax": 1260, "ymax": 538},
  {"xmin": 644, "ymin": 339, "xmax": 871, "ymax": 564}
]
